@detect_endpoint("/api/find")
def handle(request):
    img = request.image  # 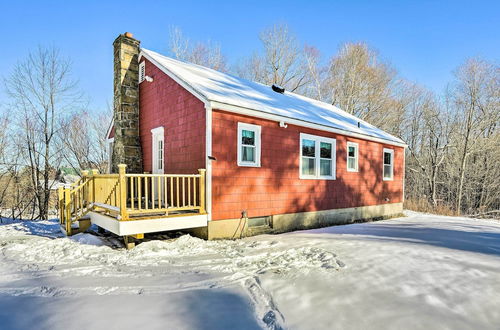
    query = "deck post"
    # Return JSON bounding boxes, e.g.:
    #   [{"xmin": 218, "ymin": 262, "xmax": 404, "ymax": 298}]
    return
[
  {"xmin": 118, "ymin": 164, "xmax": 128, "ymax": 221},
  {"xmin": 90, "ymin": 169, "xmax": 99, "ymax": 206},
  {"xmin": 64, "ymin": 185, "xmax": 72, "ymax": 235},
  {"xmin": 198, "ymin": 169, "xmax": 206, "ymax": 214},
  {"xmin": 82, "ymin": 170, "xmax": 89, "ymax": 208},
  {"xmin": 58, "ymin": 186, "xmax": 64, "ymax": 225}
]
